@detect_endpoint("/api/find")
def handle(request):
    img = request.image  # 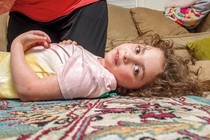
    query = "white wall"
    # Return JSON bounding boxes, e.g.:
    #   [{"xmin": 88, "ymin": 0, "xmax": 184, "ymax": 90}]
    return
[
  {"xmin": 137, "ymin": 0, "xmax": 167, "ymax": 11},
  {"xmin": 107, "ymin": 0, "xmax": 167, "ymax": 11},
  {"xmin": 107, "ymin": 0, "xmax": 137, "ymax": 8}
]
